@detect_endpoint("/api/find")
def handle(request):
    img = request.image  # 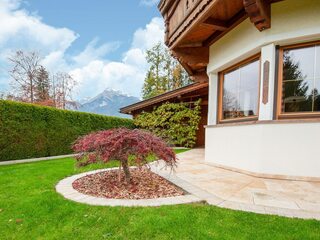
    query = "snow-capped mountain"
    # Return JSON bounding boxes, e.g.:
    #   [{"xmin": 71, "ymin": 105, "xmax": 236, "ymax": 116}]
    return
[{"xmin": 77, "ymin": 89, "xmax": 140, "ymax": 118}]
